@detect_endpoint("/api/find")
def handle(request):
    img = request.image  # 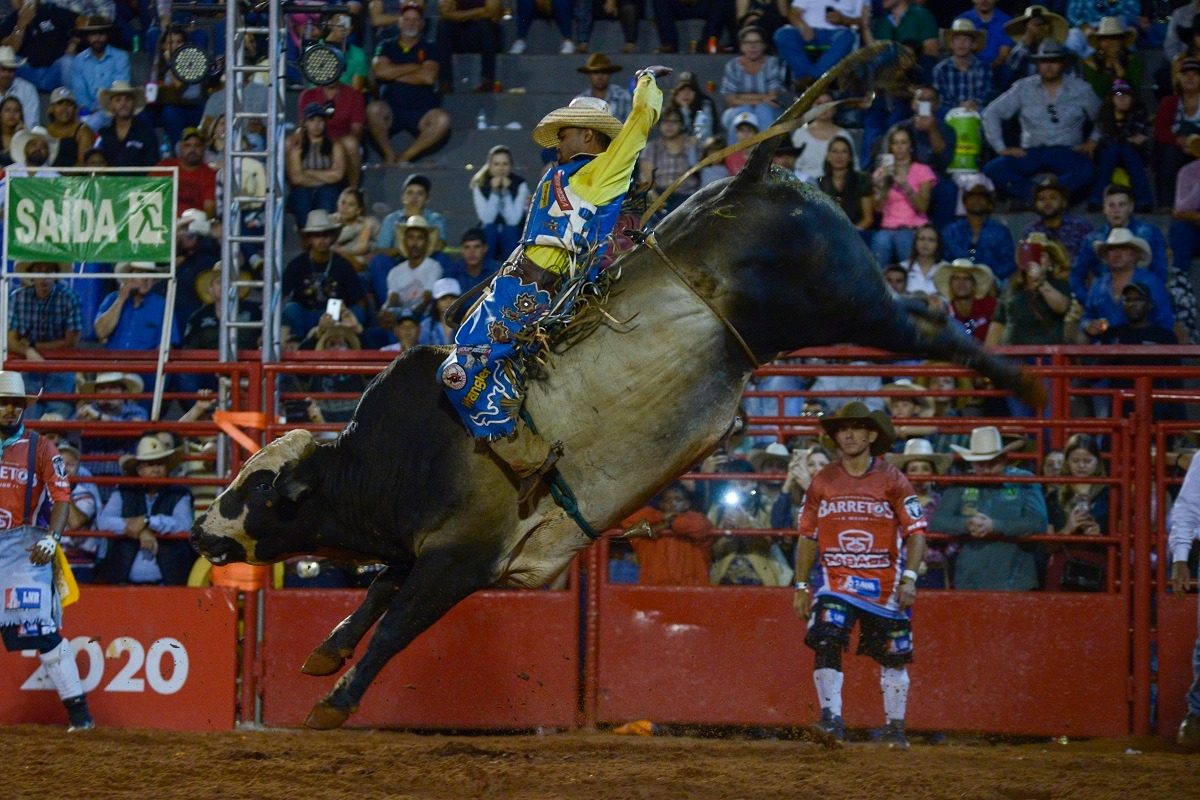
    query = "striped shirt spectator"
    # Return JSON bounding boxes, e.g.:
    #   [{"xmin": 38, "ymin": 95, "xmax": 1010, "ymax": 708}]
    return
[
  {"xmin": 933, "ymin": 55, "xmax": 994, "ymax": 110},
  {"xmin": 8, "ymin": 274, "xmax": 84, "ymax": 345}
]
